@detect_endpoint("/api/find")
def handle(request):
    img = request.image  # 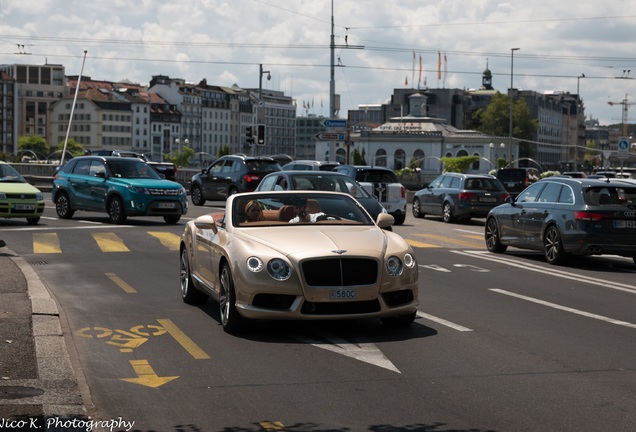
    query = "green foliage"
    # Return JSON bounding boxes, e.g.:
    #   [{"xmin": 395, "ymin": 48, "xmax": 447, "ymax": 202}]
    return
[
  {"xmin": 18, "ymin": 135, "xmax": 49, "ymax": 159},
  {"xmin": 55, "ymin": 138, "xmax": 85, "ymax": 158},
  {"xmin": 218, "ymin": 144, "xmax": 230, "ymax": 157},
  {"xmin": 164, "ymin": 146, "xmax": 195, "ymax": 168},
  {"xmin": 352, "ymin": 148, "xmax": 366, "ymax": 165},
  {"xmin": 440, "ymin": 155, "xmax": 480, "ymax": 173},
  {"xmin": 473, "ymin": 92, "xmax": 538, "ymax": 142}
]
